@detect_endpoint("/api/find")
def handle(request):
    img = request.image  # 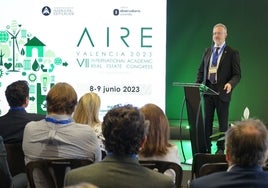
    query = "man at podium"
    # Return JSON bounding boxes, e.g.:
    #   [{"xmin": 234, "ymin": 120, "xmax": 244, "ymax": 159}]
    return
[{"xmin": 196, "ymin": 23, "xmax": 241, "ymax": 154}]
